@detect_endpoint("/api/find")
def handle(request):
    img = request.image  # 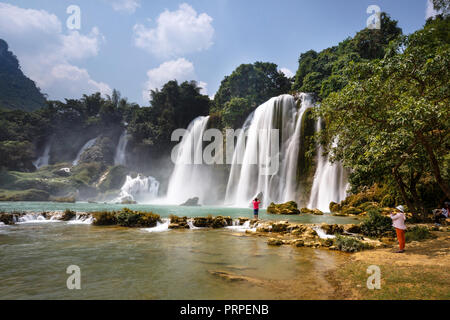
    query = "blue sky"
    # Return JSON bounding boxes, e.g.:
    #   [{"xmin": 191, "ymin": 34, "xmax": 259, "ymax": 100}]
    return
[{"xmin": 0, "ymin": 0, "xmax": 436, "ymax": 105}]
